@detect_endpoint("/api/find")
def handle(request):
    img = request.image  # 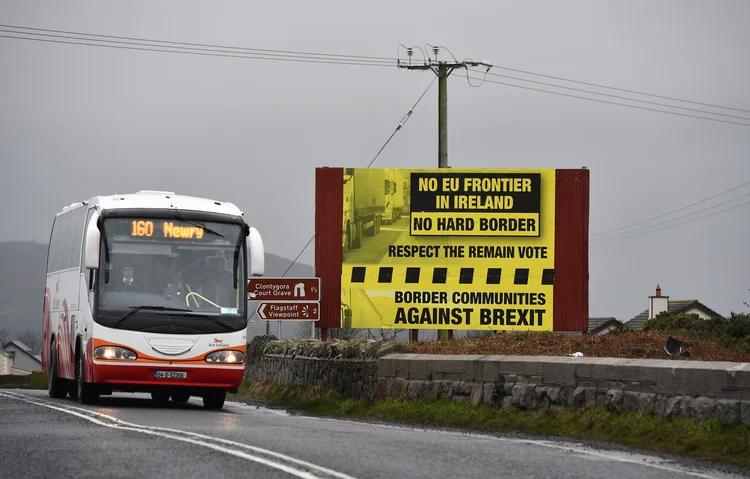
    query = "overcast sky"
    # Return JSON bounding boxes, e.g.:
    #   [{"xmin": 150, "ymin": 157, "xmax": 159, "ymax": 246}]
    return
[{"xmin": 1, "ymin": 0, "xmax": 748, "ymax": 322}]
